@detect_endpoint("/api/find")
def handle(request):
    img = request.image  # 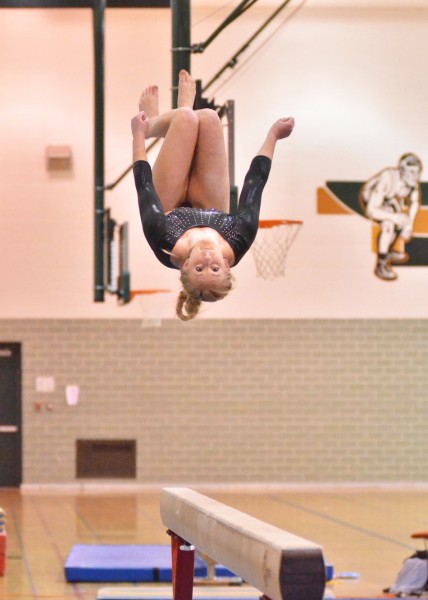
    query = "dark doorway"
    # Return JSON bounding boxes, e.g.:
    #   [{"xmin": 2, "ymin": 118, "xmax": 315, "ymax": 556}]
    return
[{"xmin": 0, "ymin": 343, "xmax": 22, "ymax": 487}]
